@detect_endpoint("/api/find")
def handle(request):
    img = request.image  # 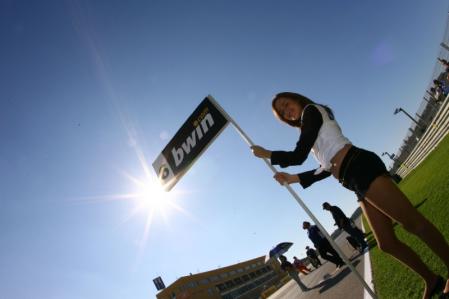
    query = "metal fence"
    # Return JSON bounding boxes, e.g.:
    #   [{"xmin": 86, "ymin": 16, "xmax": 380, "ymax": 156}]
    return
[
  {"xmin": 390, "ymin": 14, "xmax": 449, "ymax": 177},
  {"xmin": 394, "ymin": 96, "xmax": 449, "ymax": 177}
]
